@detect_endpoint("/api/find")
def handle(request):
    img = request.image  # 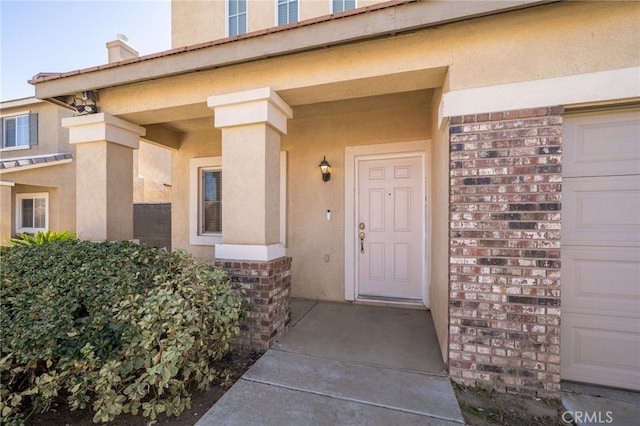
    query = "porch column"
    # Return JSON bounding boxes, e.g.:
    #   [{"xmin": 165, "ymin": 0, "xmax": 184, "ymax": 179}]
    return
[
  {"xmin": 208, "ymin": 87, "xmax": 293, "ymax": 351},
  {"xmin": 62, "ymin": 113, "xmax": 145, "ymax": 241},
  {"xmin": 208, "ymin": 87, "xmax": 292, "ymax": 260},
  {"xmin": 0, "ymin": 181, "xmax": 14, "ymax": 244}
]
